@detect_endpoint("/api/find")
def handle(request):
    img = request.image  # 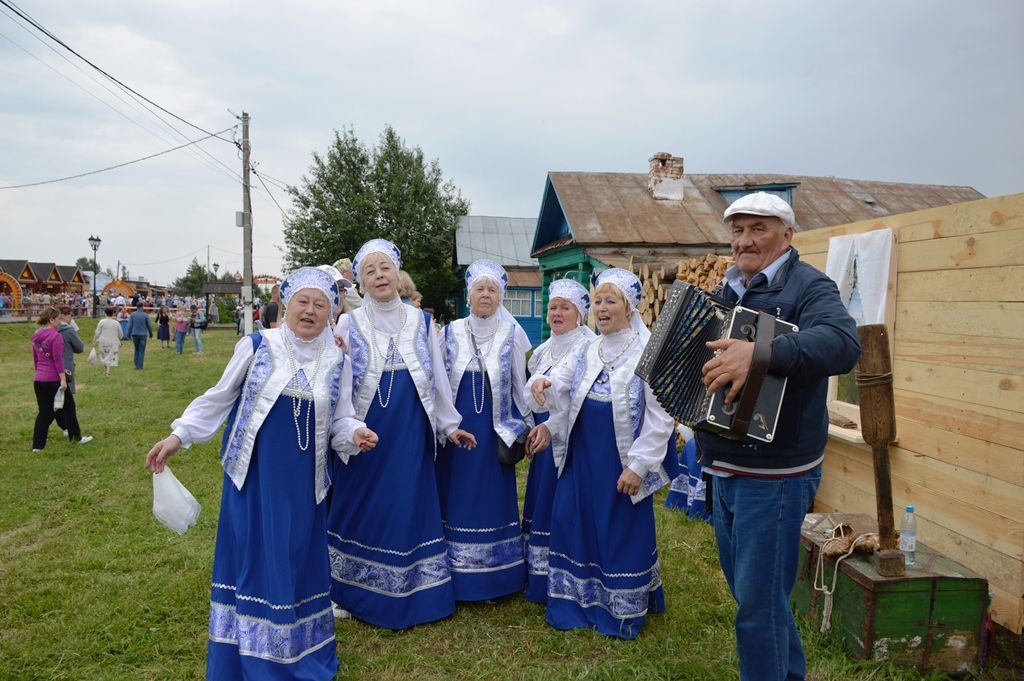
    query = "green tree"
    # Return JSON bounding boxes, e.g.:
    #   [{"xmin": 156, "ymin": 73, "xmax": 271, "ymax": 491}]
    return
[
  {"xmin": 284, "ymin": 125, "xmax": 469, "ymax": 315},
  {"xmin": 171, "ymin": 258, "xmax": 208, "ymax": 296},
  {"xmin": 75, "ymin": 256, "xmax": 95, "ymax": 272}
]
